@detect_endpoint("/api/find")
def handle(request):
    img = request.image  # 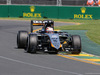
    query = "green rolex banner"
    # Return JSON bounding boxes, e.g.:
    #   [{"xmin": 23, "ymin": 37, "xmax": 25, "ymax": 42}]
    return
[
  {"xmin": 74, "ymin": 7, "xmax": 93, "ymax": 19},
  {"xmin": 0, "ymin": 5, "xmax": 100, "ymax": 19},
  {"xmin": 23, "ymin": 6, "xmax": 42, "ymax": 18}
]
